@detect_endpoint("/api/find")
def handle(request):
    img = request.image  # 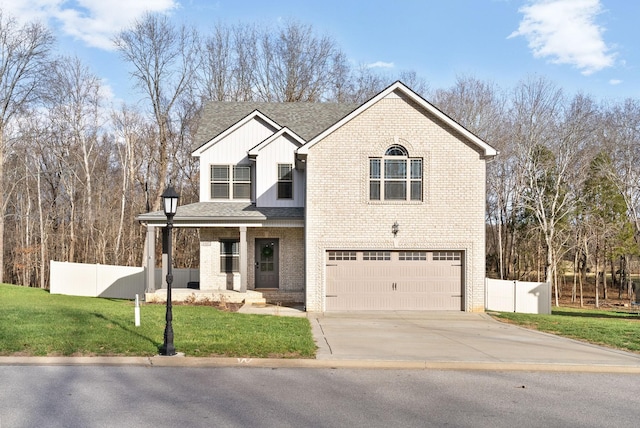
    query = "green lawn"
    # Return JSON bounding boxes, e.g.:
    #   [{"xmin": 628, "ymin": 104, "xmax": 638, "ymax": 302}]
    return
[
  {"xmin": 491, "ymin": 307, "xmax": 640, "ymax": 353},
  {"xmin": 0, "ymin": 284, "xmax": 316, "ymax": 358}
]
